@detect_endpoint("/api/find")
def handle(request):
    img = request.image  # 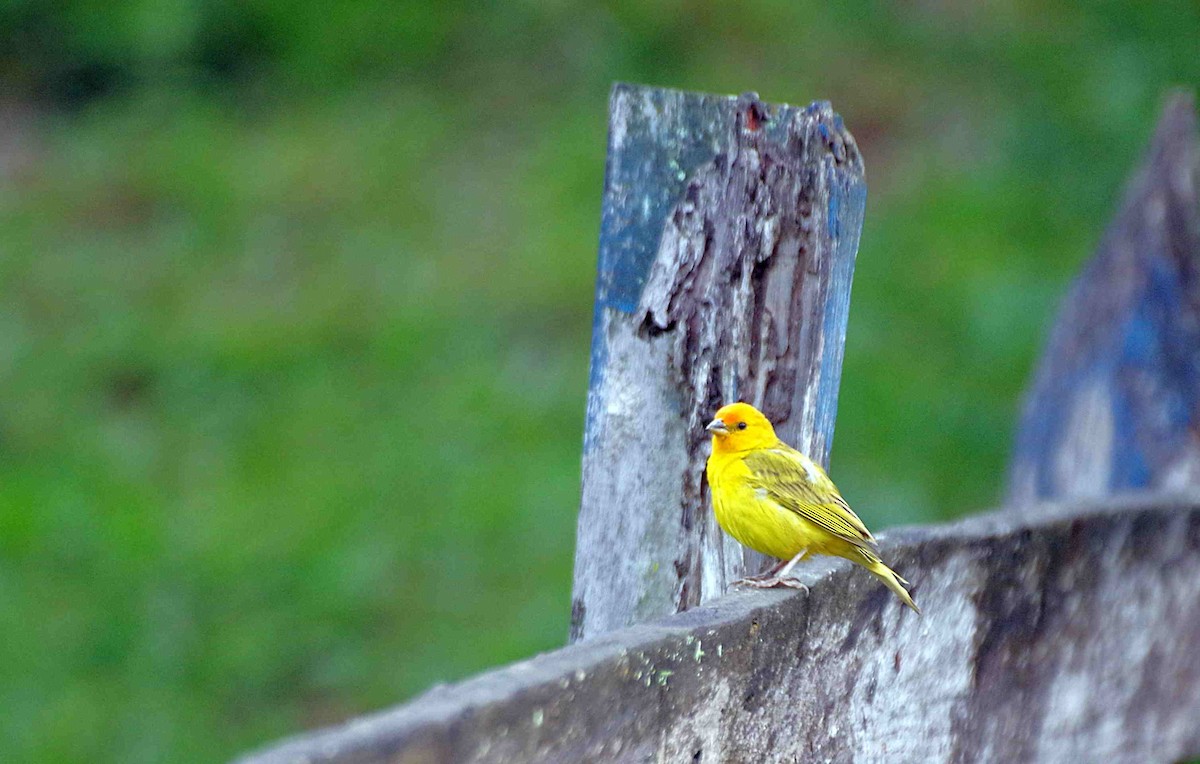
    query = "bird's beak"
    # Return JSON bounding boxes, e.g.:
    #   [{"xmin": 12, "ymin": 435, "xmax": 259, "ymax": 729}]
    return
[{"xmin": 706, "ymin": 418, "xmax": 730, "ymax": 435}]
